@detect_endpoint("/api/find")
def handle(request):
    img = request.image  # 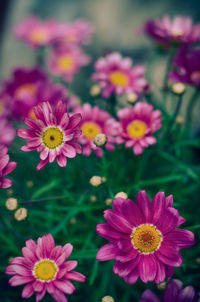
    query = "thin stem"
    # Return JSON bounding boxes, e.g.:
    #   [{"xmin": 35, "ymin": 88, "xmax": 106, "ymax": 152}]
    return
[
  {"xmin": 163, "ymin": 46, "xmax": 177, "ymax": 90},
  {"xmin": 19, "ymin": 195, "xmax": 67, "ymax": 204},
  {"xmin": 186, "ymin": 89, "xmax": 199, "ymax": 125}
]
